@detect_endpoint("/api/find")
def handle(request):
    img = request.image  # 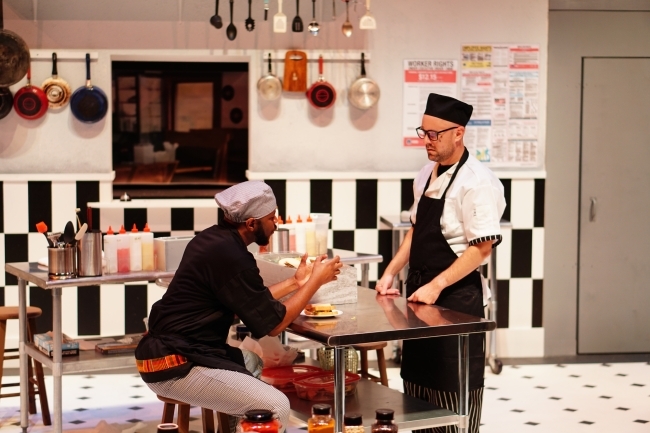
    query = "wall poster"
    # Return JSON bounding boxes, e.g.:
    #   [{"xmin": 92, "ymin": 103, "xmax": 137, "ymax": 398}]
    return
[
  {"xmin": 403, "ymin": 59, "xmax": 458, "ymax": 147},
  {"xmin": 461, "ymin": 44, "xmax": 540, "ymax": 167}
]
